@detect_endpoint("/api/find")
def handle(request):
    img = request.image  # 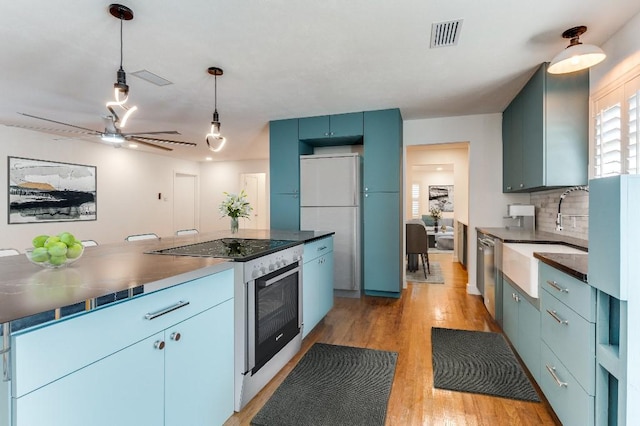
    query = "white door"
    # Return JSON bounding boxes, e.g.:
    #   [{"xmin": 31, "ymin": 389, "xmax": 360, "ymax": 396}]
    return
[
  {"xmin": 240, "ymin": 173, "xmax": 266, "ymax": 229},
  {"xmin": 173, "ymin": 173, "xmax": 197, "ymax": 234}
]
